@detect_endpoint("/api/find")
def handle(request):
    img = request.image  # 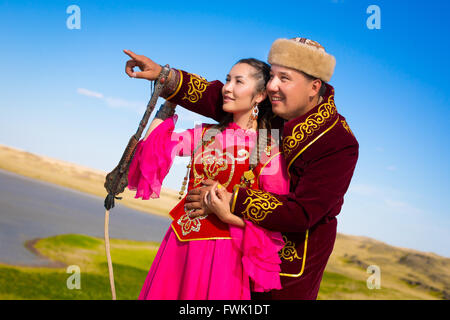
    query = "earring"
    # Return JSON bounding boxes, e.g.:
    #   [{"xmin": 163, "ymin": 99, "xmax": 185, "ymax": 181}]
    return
[
  {"xmin": 246, "ymin": 103, "xmax": 259, "ymax": 129},
  {"xmin": 250, "ymin": 103, "xmax": 259, "ymax": 121}
]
